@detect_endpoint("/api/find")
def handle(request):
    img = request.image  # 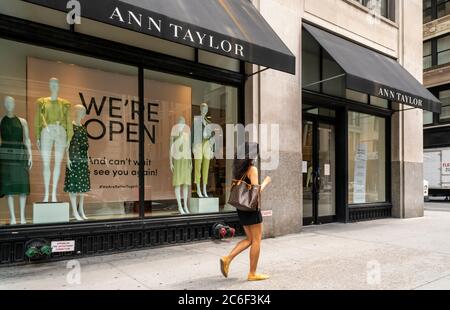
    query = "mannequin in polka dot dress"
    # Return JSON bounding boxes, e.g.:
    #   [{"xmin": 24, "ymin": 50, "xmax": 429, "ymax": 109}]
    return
[{"xmin": 64, "ymin": 105, "xmax": 90, "ymax": 221}]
